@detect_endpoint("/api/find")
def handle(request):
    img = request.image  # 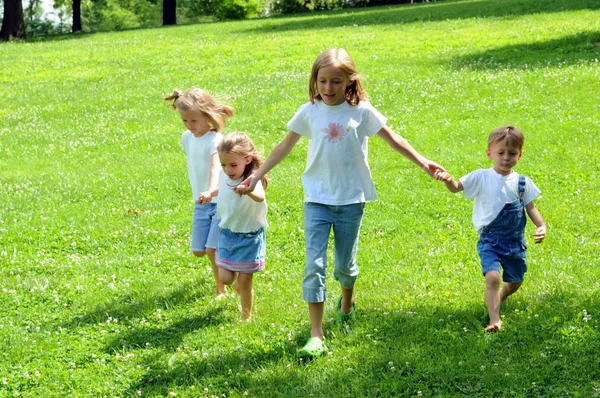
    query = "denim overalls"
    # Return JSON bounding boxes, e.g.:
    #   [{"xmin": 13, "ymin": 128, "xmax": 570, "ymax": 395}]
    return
[{"xmin": 477, "ymin": 174, "xmax": 528, "ymax": 283}]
